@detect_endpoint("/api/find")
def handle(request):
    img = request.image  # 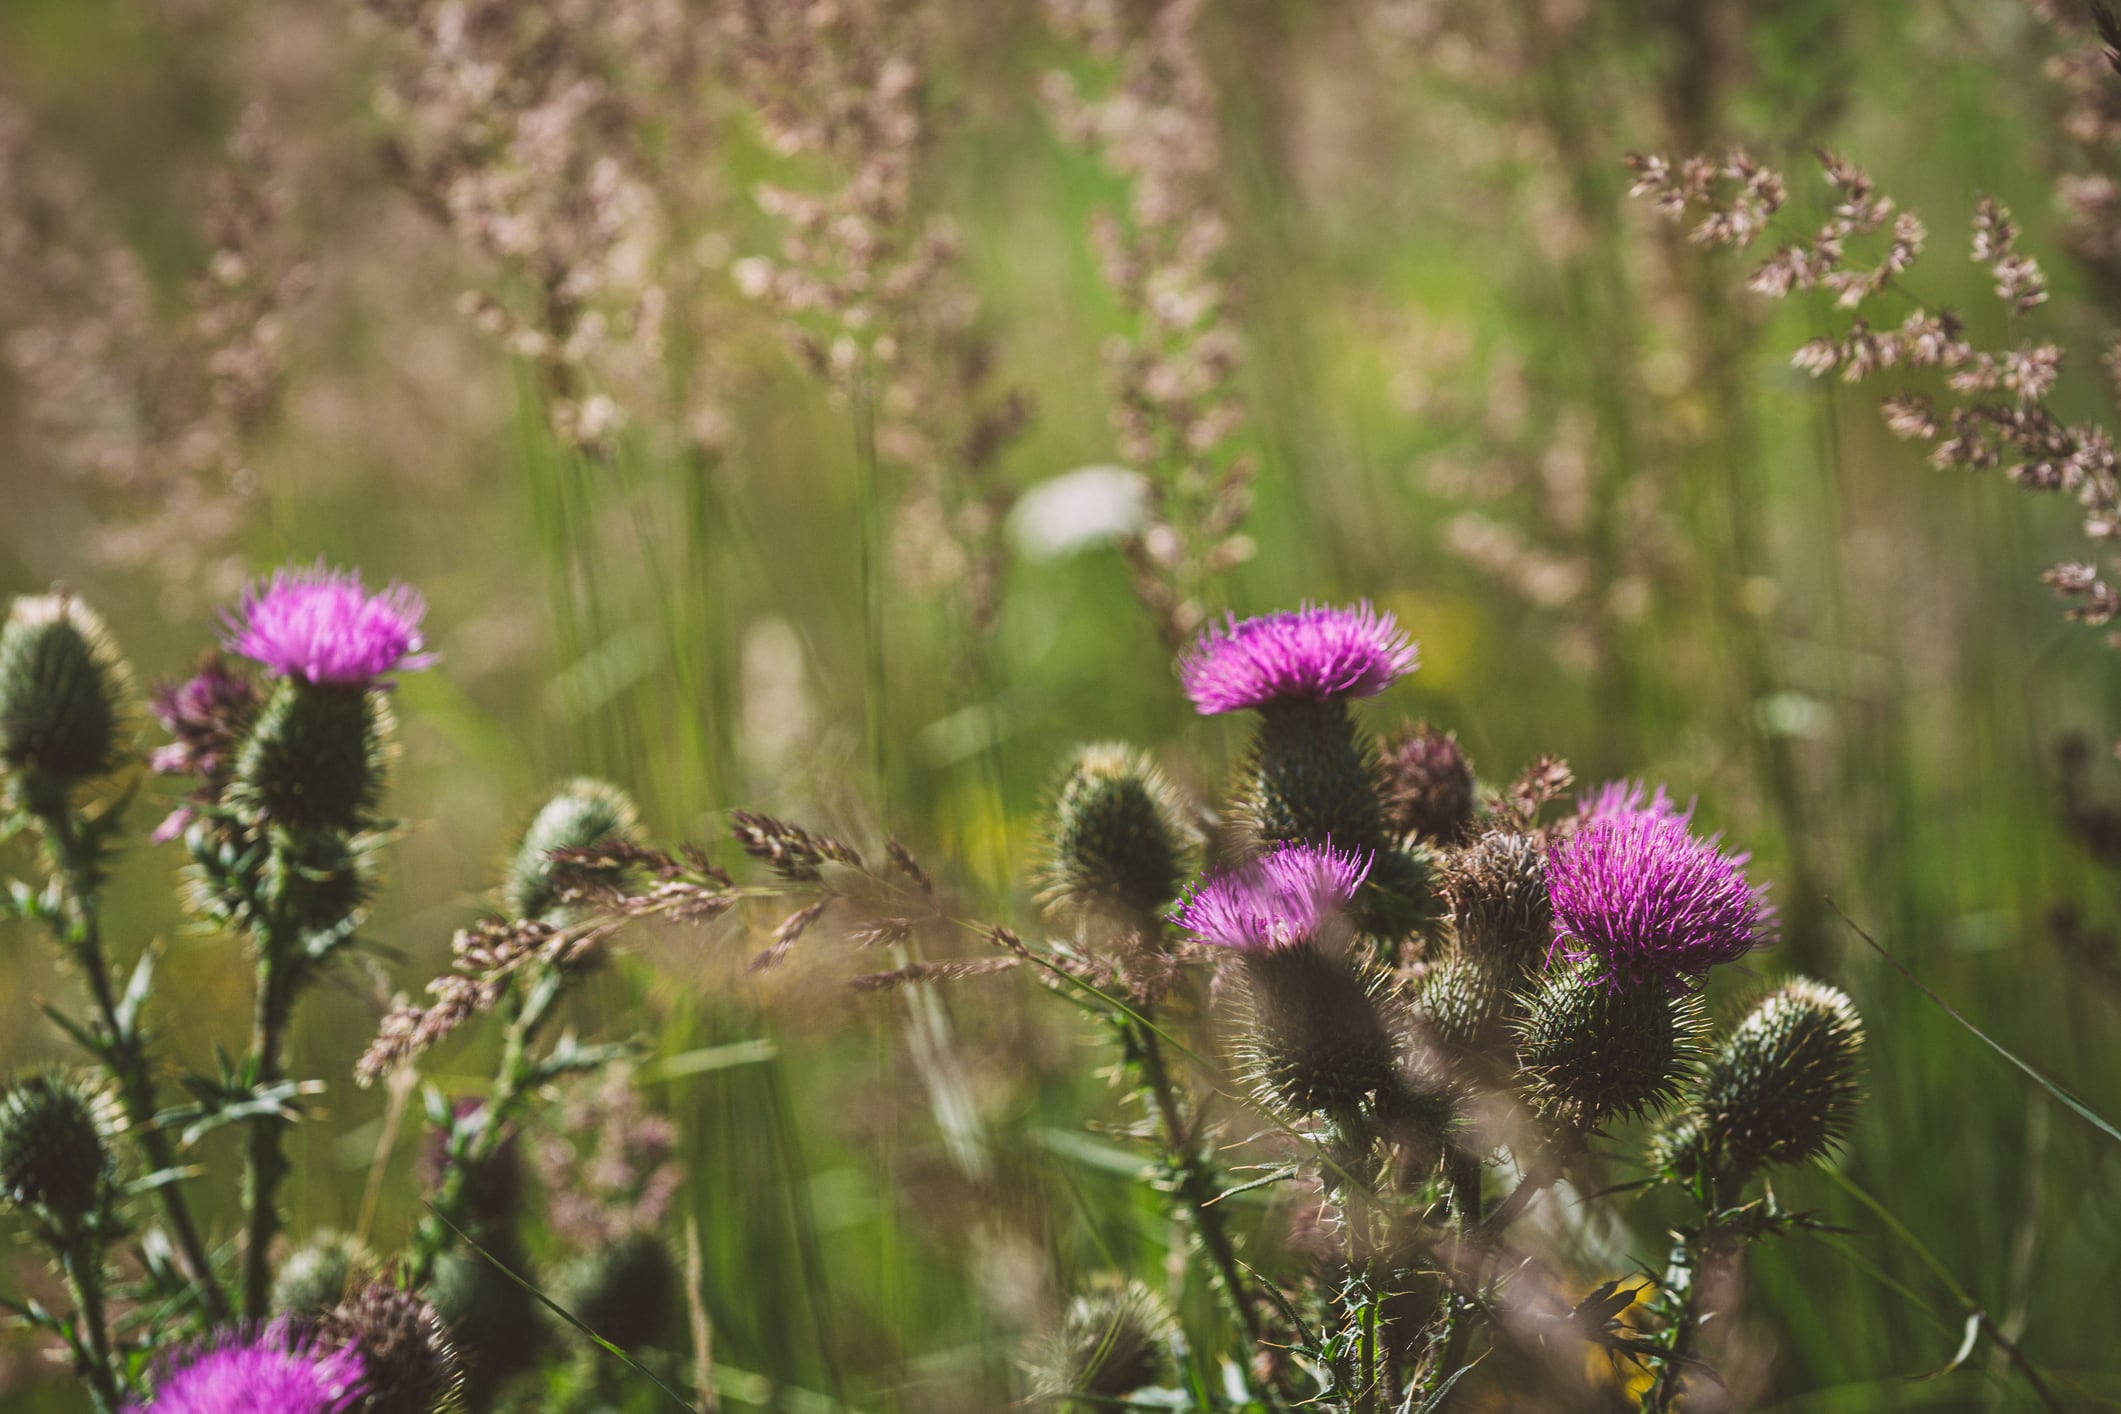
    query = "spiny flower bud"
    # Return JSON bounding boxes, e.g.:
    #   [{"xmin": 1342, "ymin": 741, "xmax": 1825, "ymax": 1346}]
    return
[
  {"xmin": 230, "ymin": 678, "xmax": 393, "ymax": 833},
  {"xmin": 1039, "ymin": 744, "xmax": 1198, "ymax": 926},
  {"xmin": 0, "ymin": 1070, "xmax": 119, "ymax": 1222},
  {"xmin": 1413, "ymin": 948, "xmax": 1514, "ymax": 1064},
  {"xmin": 0, "ymin": 593, "xmax": 130, "ymax": 794},
  {"xmin": 1025, "ymin": 1280, "xmax": 1175, "ymax": 1408},
  {"xmin": 1514, "ymin": 963, "xmax": 1704, "ymax": 1129},
  {"xmin": 1443, "ymin": 830, "xmax": 1551, "ymax": 969},
  {"xmin": 318, "ymin": 1279, "xmax": 463, "ymax": 1414},
  {"xmin": 505, "ymin": 778, "xmax": 644, "ymax": 922},
  {"xmin": 1380, "ymin": 721, "xmax": 1476, "ymax": 844},
  {"xmin": 273, "ymin": 1229, "xmax": 375, "ymax": 1318},
  {"xmin": 428, "ymin": 1240, "xmax": 541, "ymax": 1399},
  {"xmin": 554, "ymin": 1231, "xmax": 679, "ymax": 1353},
  {"xmin": 1690, "ymin": 979, "xmax": 1865, "ymax": 1180},
  {"xmin": 1174, "ymin": 844, "xmax": 1410, "ymax": 1122}
]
